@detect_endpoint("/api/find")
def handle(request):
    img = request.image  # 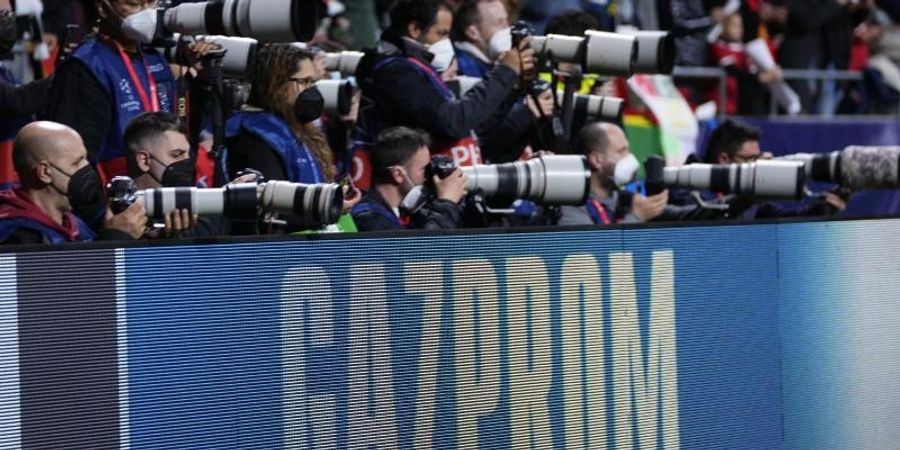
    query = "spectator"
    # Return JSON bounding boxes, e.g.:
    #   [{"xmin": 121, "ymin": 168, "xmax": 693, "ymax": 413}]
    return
[
  {"xmin": 779, "ymin": 0, "xmax": 869, "ymax": 113},
  {"xmin": 353, "ymin": 0, "xmax": 534, "ymax": 188},
  {"xmin": 225, "ymin": 44, "xmax": 335, "ymax": 184},
  {"xmin": 672, "ymin": 0, "xmax": 723, "ymax": 67},
  {"xmin": 709, "ymin": 12, "xmax": 783, "ymax": 114},
  {"xmin": 452, "ymin": 0, "xmax": 511, "ymax": 78},
  {"xmin": 559, "ymin": 122, "xmax": 670, "ymax": 225},
  {"xmin": 352, "ymin": 126, "xmax": 468, "ymax": 231},
  {"xmin": 0, "ymin": 121, "xmax": 145, "ymax": 244}
]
